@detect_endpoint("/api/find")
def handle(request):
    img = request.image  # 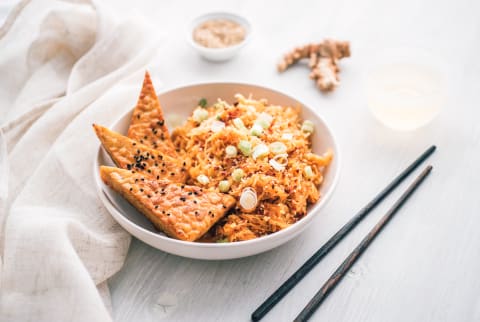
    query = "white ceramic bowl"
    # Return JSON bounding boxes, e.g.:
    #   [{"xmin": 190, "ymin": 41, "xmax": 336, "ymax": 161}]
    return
[
  {"xmin": 187, "ymin": 12, "xmax": 251, "ymax": 62},
  {"xmin": 94, "ymin": 83, "xmax": 340, "ymax": 260}
]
